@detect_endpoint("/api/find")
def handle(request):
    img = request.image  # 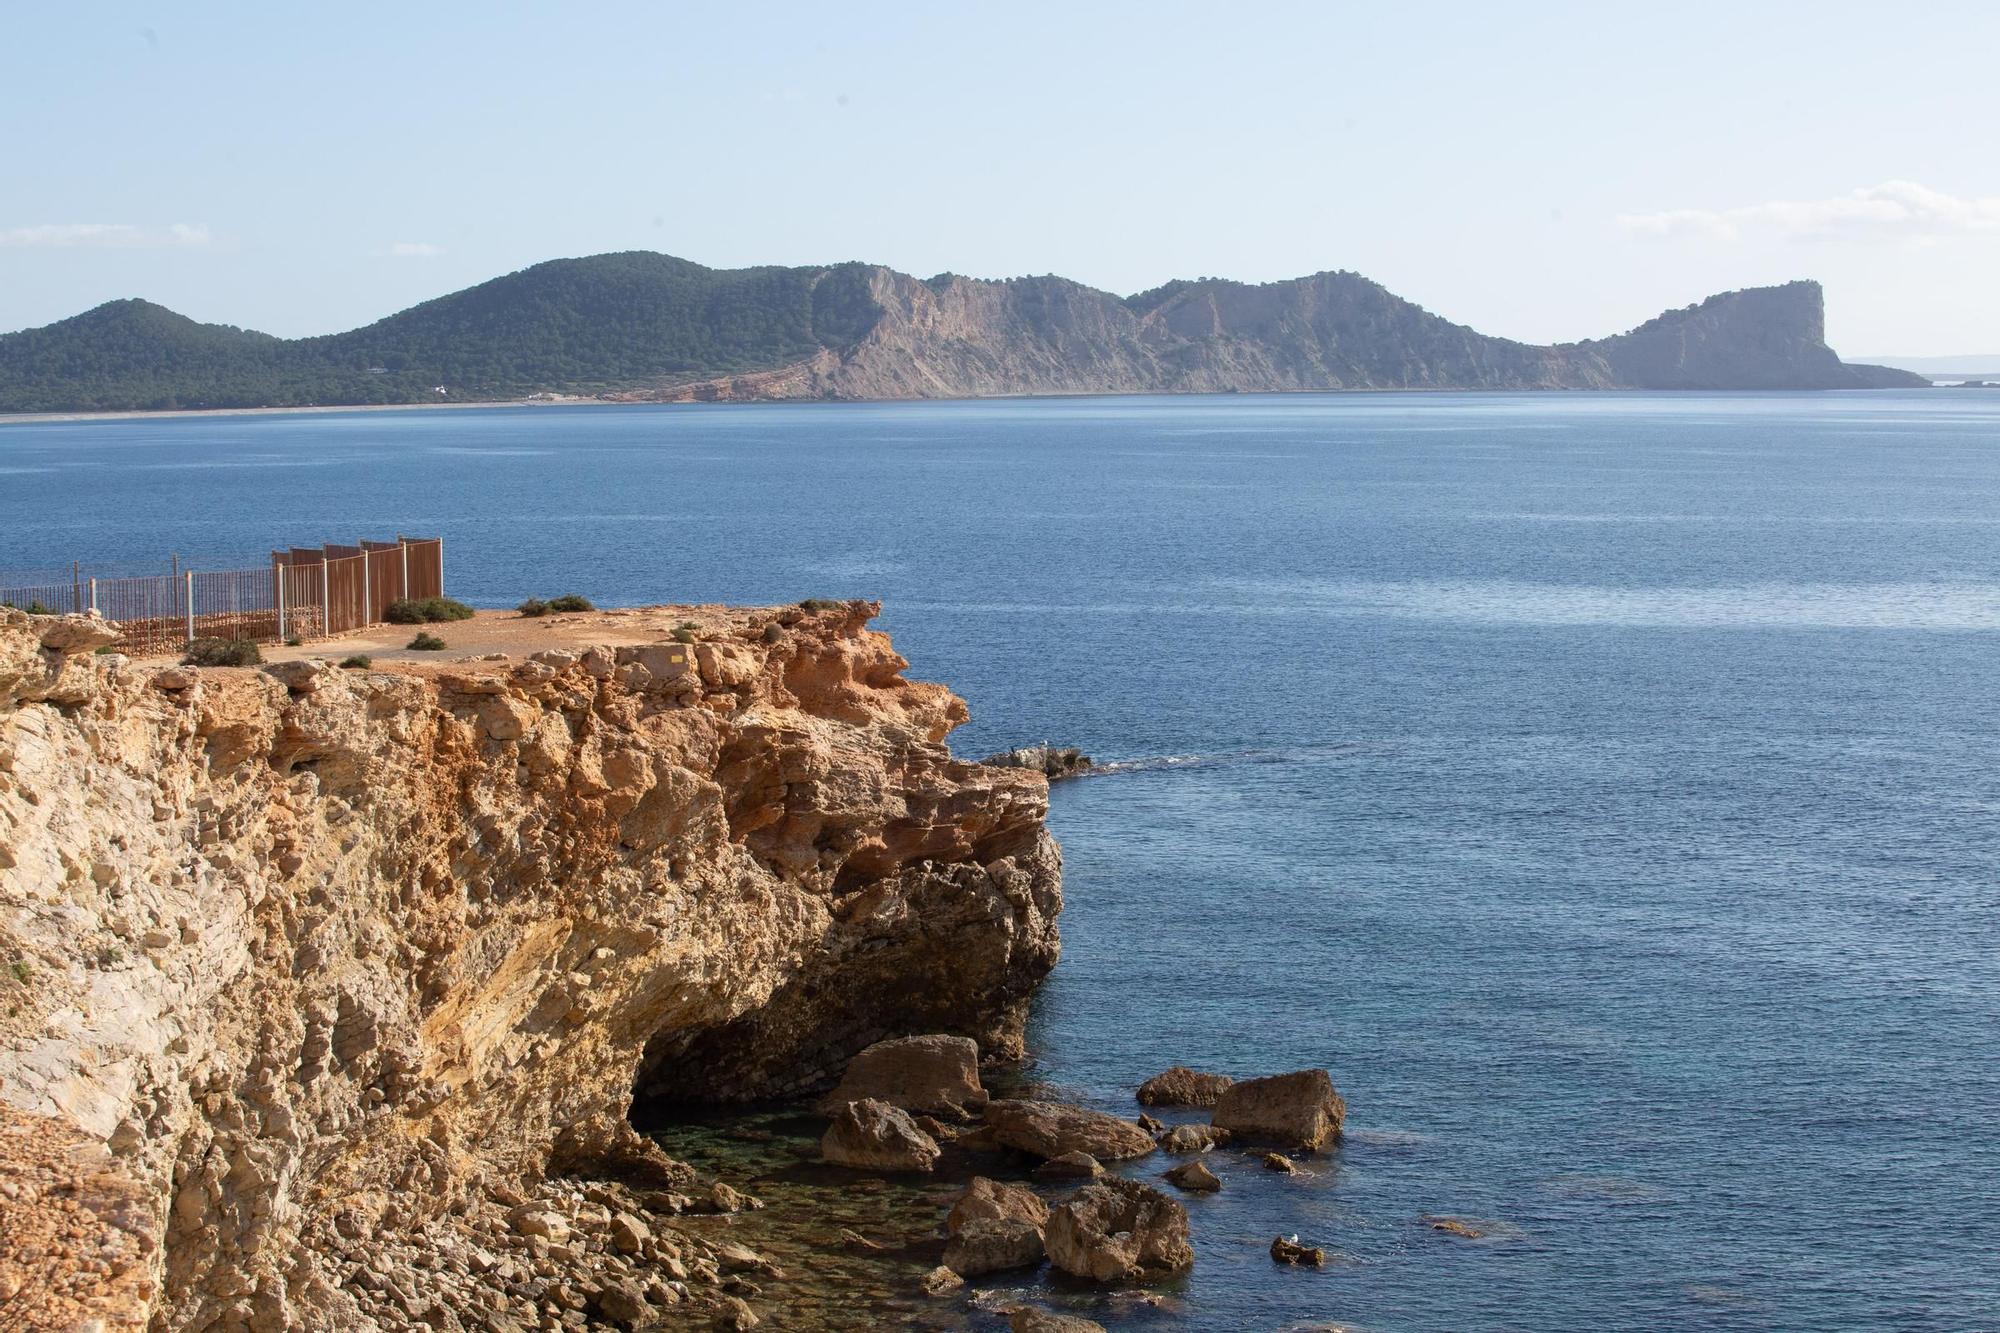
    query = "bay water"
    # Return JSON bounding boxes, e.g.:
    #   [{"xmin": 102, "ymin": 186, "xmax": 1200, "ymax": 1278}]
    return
[{"xmin": 4, "ymin": 391, "xmax": 1997, "ymax": 1330}]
